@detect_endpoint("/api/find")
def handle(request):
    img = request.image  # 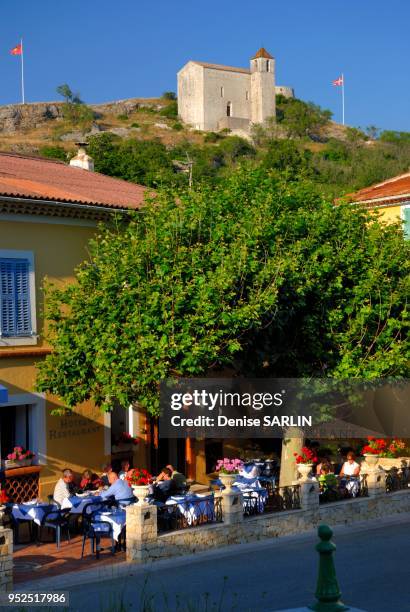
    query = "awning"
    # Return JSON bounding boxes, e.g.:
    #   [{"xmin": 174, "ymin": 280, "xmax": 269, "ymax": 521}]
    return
[{"xmin": 0, "ymin": 385, "xmax": 8, "ymax": 403}]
